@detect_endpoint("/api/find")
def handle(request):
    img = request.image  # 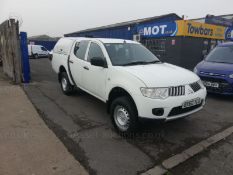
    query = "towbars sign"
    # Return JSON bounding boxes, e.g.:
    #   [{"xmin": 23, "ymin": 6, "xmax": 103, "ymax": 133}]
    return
[
  {"xmin": 187, "ymin": 23, "xmax": 214, "ymax": 36},
  {"xmin": 182, "ymin": 21, "xmax": 225, "ymax": 39},
  {"xmin": 137, "ymin": 21, "xmax": 178, "ymax": 38}
]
